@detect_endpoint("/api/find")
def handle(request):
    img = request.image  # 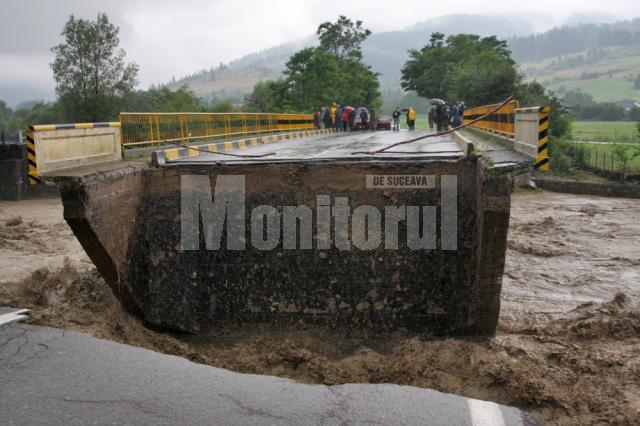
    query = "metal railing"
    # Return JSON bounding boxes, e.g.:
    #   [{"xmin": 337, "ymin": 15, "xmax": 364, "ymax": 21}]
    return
[
  {"xmin": 462, "ymin": 100, "xmax": 520, "ymax": 138},
  {"xmin": 119, "ymin": 112, "xmax": 315, "ymax": 148}
]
